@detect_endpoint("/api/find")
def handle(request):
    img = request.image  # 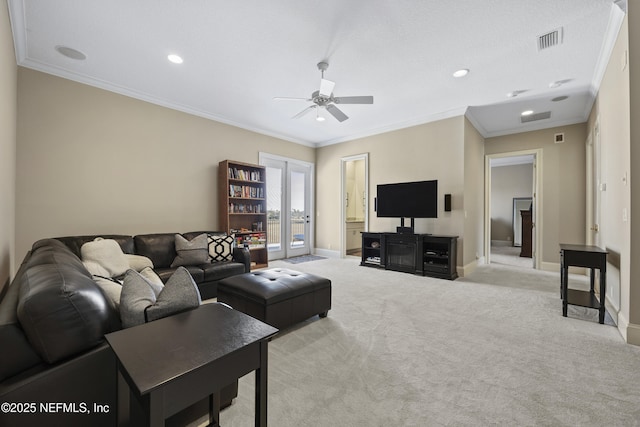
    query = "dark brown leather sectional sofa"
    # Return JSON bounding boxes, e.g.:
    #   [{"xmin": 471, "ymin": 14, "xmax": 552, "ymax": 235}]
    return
[{"xmin": 0, "ymin": 231, "xmax": 250, "ymax": 426}]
